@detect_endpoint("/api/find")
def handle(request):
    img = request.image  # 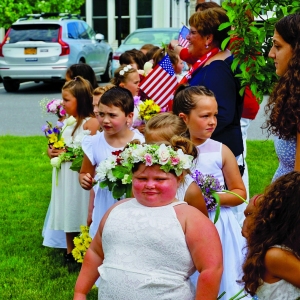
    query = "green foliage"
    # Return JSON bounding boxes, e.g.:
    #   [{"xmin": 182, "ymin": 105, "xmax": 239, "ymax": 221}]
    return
[
  {"xmin": 222, "ymin": 0, "xmax": 300, "ymax": 103},
  {"xmin": 0, "ymin": 0, "xmax": 85, "ymax": 29}
]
